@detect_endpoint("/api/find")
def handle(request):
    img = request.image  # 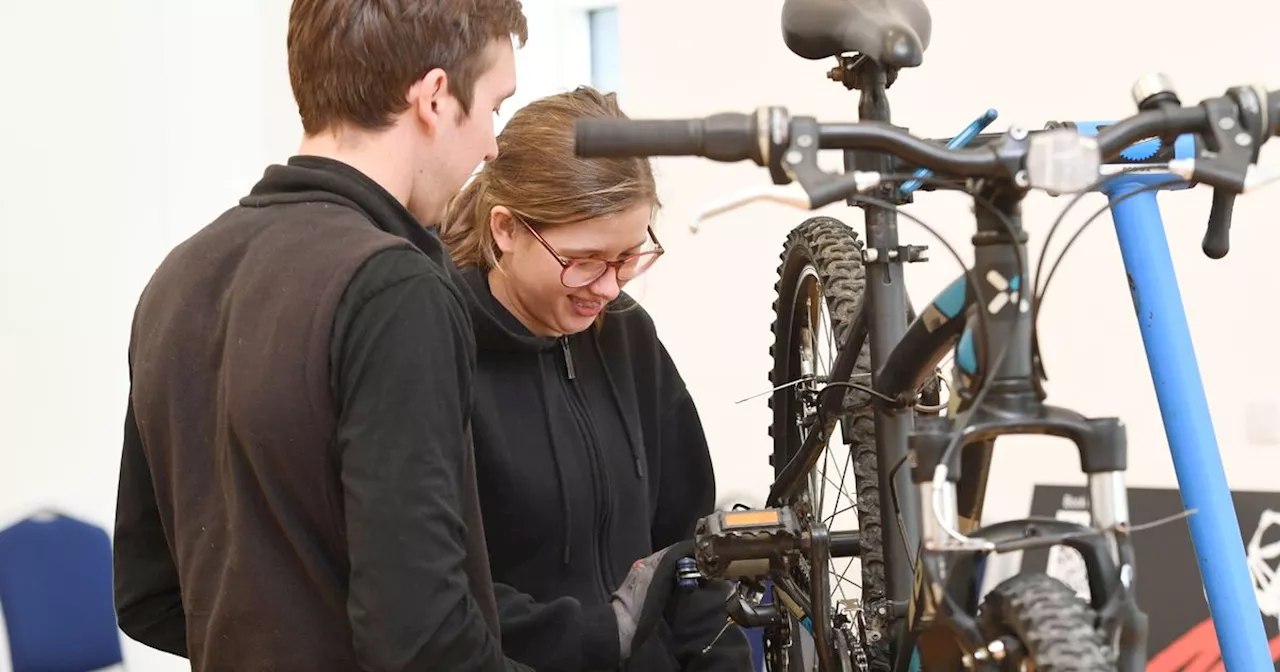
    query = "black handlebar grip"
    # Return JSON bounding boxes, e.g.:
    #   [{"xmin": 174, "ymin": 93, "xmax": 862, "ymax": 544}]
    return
[
  {"xmin": 574, "ymin": 113, "xmax": 760, "ymax": 163},
  {"xmin": 1202, "ymin": 189, "xmax": 1235, "ymax": 259}
]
